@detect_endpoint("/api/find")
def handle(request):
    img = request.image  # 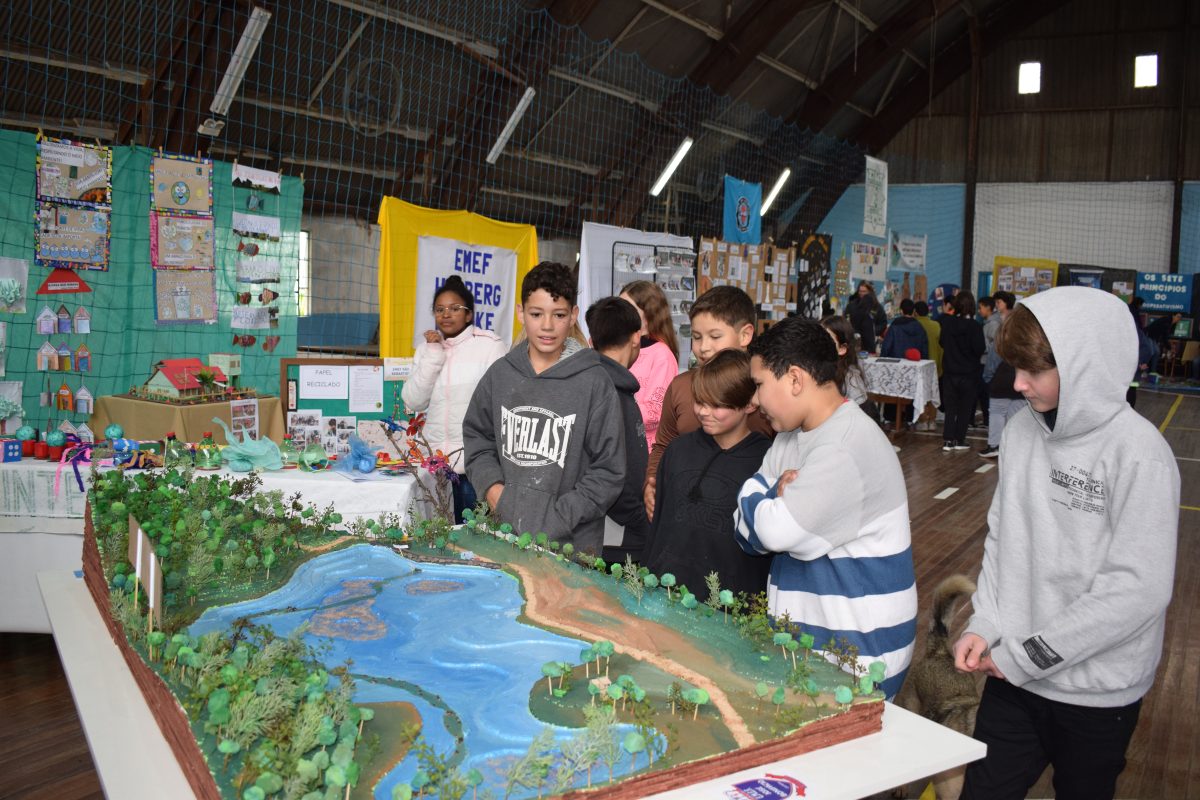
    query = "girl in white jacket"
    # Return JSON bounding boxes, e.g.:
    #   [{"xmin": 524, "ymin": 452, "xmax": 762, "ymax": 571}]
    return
[{"xmin": 401, "ymin": 275, "xmax": 507, "ymax": 522}]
